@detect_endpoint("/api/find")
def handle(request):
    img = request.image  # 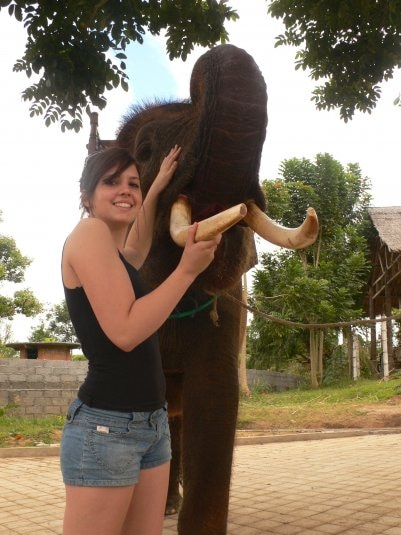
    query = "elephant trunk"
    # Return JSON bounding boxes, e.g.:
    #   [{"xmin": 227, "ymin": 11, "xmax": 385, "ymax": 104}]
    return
[{"xmin": 188, "ymin": 44, "xmax": 267, "ymax": 208}]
